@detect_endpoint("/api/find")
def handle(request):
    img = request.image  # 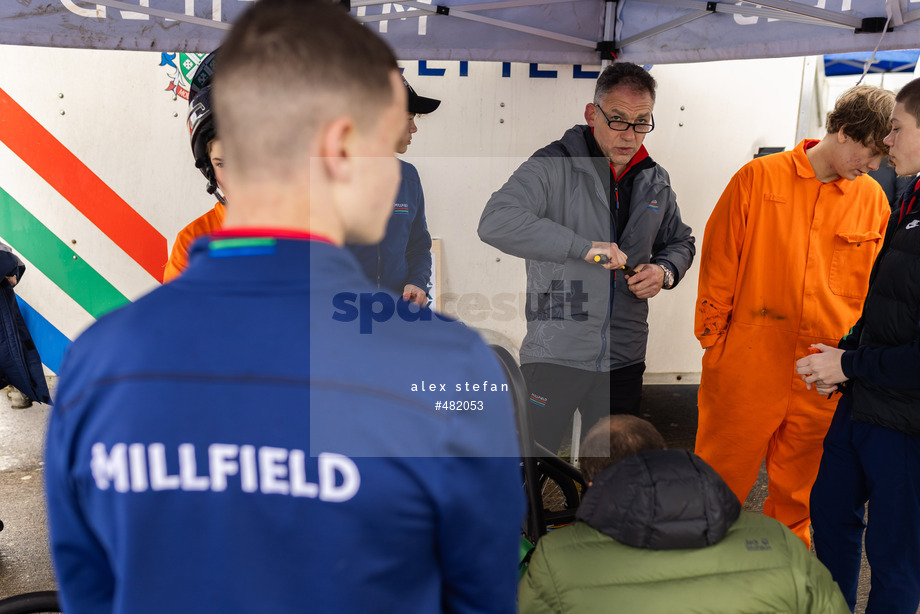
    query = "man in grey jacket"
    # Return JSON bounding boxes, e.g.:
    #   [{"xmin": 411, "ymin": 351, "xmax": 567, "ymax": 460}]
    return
[{"xmin": 478, "ymin": 62, "xmax": 695, "ymax": 453}]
